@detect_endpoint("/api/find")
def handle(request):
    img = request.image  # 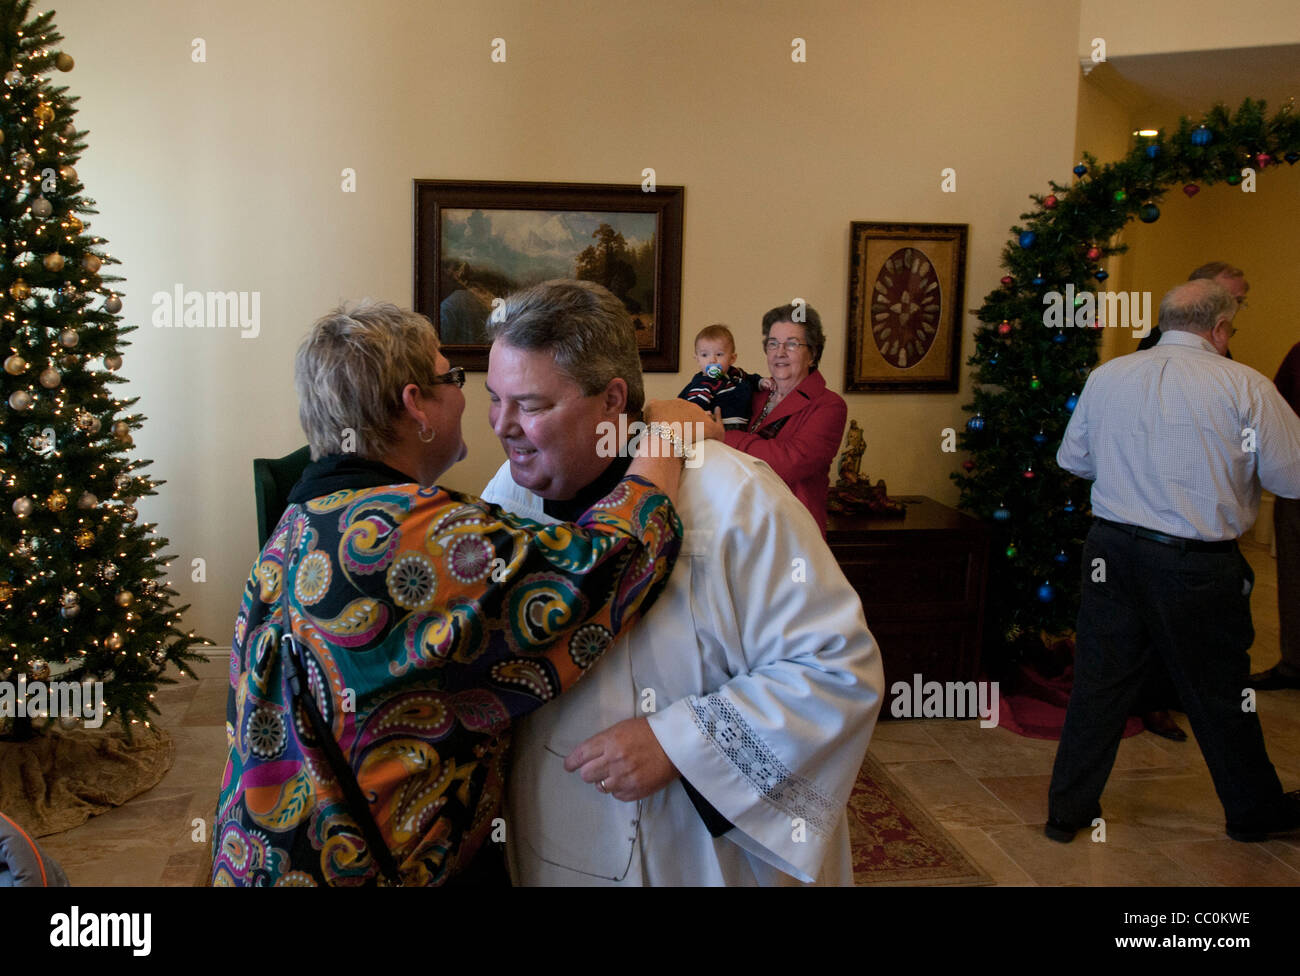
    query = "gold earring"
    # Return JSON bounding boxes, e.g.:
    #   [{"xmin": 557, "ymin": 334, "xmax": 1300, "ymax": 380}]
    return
[{"xmin": 418, "ymin": 425, "xmax": 436, "ymax": 443}]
